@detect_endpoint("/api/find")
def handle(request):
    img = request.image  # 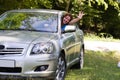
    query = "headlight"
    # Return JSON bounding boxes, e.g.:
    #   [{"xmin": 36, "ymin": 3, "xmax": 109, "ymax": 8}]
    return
[{"xmin": 31, "ymin": 42, "xmax": 54, "ymax": 55}]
